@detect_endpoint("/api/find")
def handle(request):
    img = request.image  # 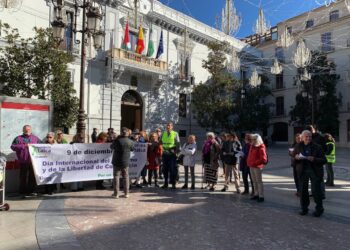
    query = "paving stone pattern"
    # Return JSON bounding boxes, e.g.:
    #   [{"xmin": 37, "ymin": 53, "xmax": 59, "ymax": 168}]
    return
[{"xmin": 65, "ymin": 189, "xmax": 350, "ymax": 250}]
